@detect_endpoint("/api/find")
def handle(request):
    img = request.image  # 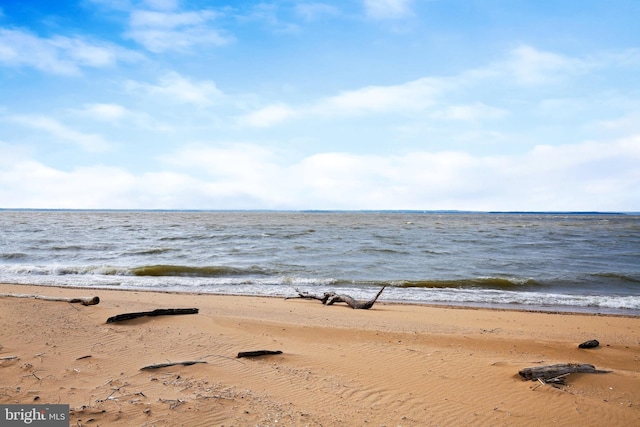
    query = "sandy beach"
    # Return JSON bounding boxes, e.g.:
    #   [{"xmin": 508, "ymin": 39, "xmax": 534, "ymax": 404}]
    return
[{"xmin": 0, "ymin": 283, "xmax": 638, "ymax": 426}]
